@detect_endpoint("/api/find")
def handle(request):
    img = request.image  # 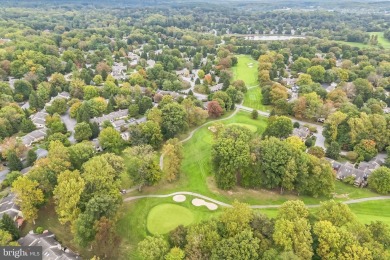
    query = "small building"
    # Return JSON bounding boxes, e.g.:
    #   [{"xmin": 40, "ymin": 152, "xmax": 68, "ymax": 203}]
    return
[
  {"xmin": 91, "ymin": 139, "xmax": 102, "ymax": 152},
  {"xmin": 0, "ymin": 193, "xmax": 23, "ymax": 228},
  {"xmin": 18, "ymin": 231, "xmax": 81, "ymax": 260},
  {"xmin": 292, "ymin": 126, "xmax": 310, "ymax": 140},
  {"xmin": 210, "ymin": 83, "xmax": 223, "ymax": 93},
  {"xmin": 21, "ymin": 128, "xmax": 47, "ymax": 147},
  {"xmin": 90, "ymin": 109, "xmax": 129, "ymax": 126},
  {"xmin": 112, "ymin": 119, "xmax": 126, "ymax": 130}
]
